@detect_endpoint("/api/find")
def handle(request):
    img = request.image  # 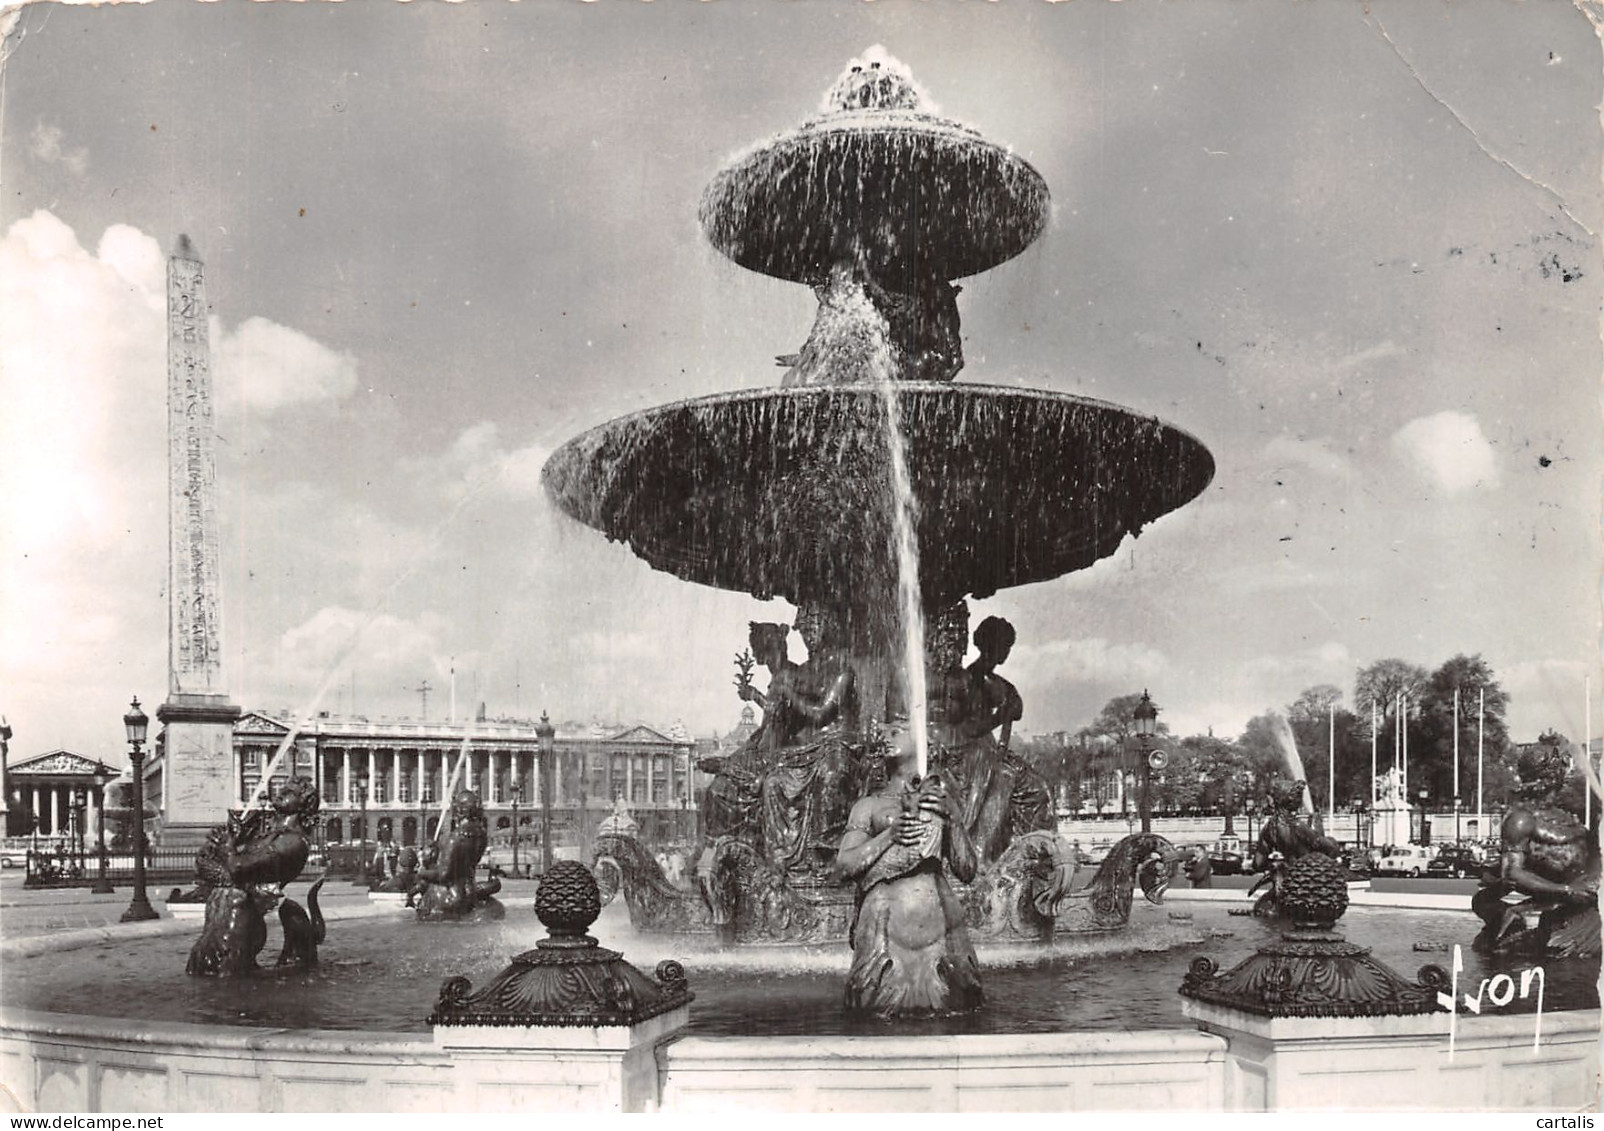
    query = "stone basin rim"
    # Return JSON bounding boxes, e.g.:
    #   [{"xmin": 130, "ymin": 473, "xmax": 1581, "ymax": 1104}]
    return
[{"xmin": 542, "ymin": 381, "xmax": 1215, "ymax": 467}]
